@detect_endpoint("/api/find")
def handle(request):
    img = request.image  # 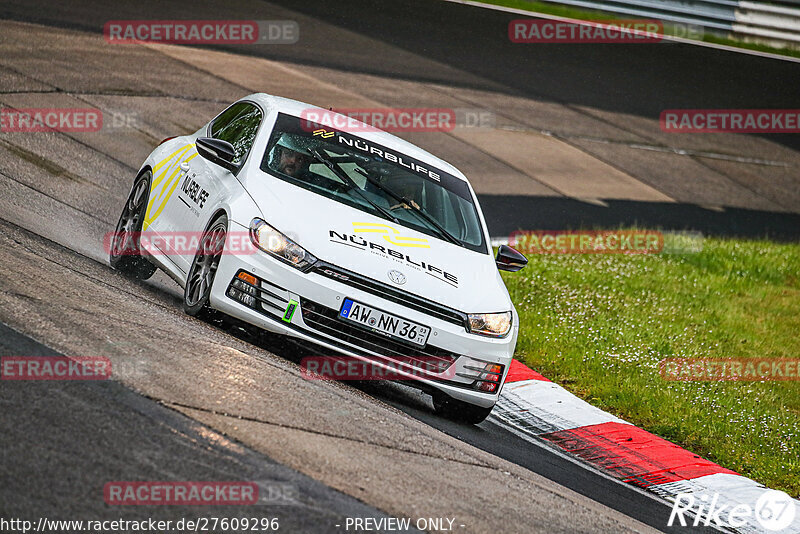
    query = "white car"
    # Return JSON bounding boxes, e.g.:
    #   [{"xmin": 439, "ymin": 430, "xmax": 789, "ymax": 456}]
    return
[{"xmin": 110, "ymin": 93, "xmax": 528, "ymax": 424}]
